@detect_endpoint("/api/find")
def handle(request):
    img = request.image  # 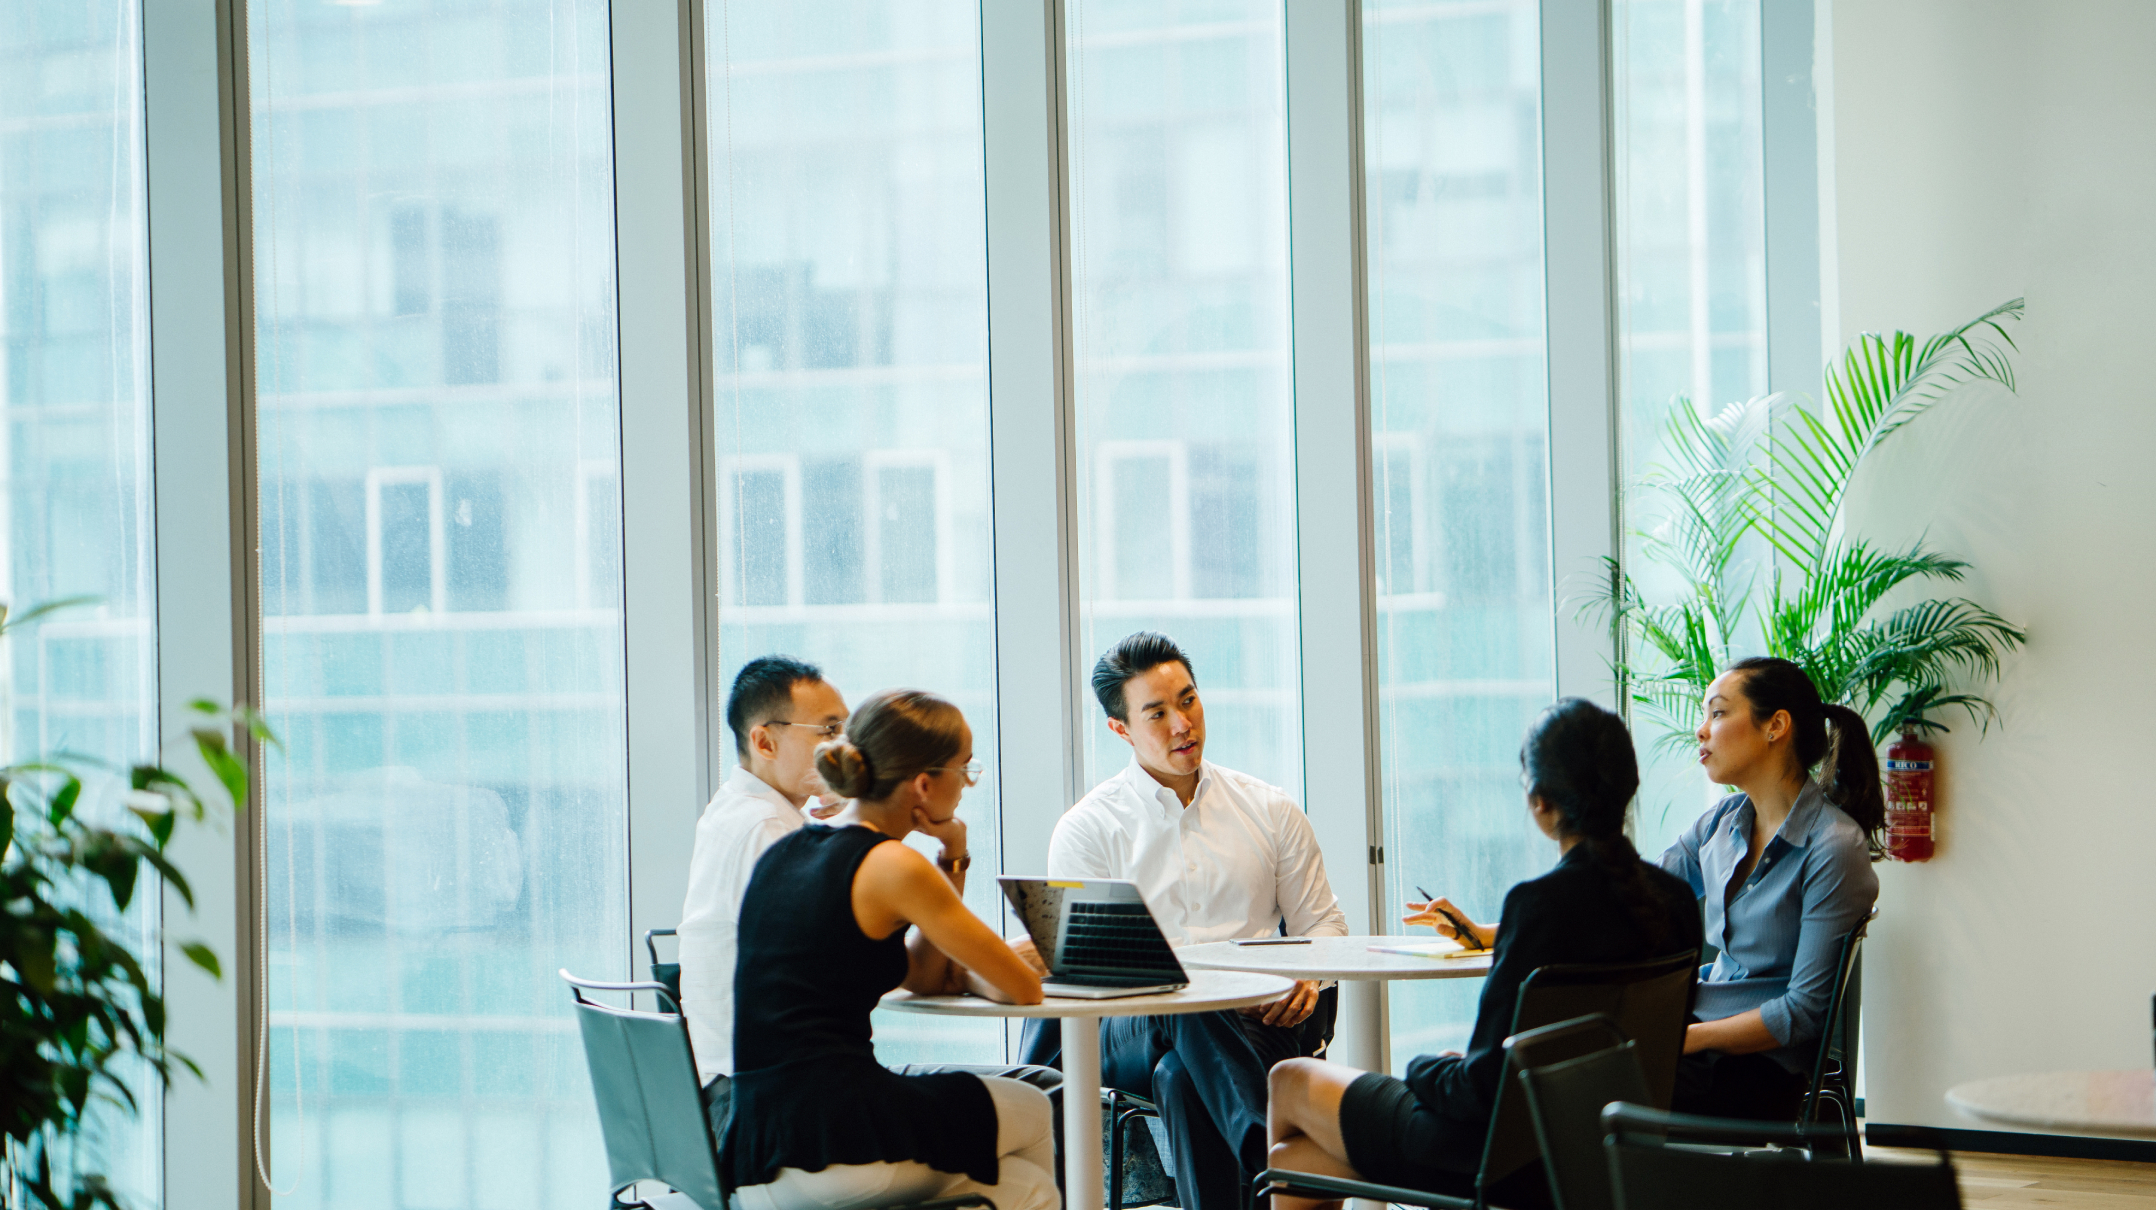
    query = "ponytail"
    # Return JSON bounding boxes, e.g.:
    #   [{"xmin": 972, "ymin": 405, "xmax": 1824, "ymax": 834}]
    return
[
  {"xmin": 1726, "ymin": 658, "xmax": 1886, "ymax": 858},
  {"xmin": 1819, "ymin": 703, "xmax": 1886, "ymax": 840},
  {"xmin": 1522, "ymin": 699, "xmax": 1681, "ymax": 952}
]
